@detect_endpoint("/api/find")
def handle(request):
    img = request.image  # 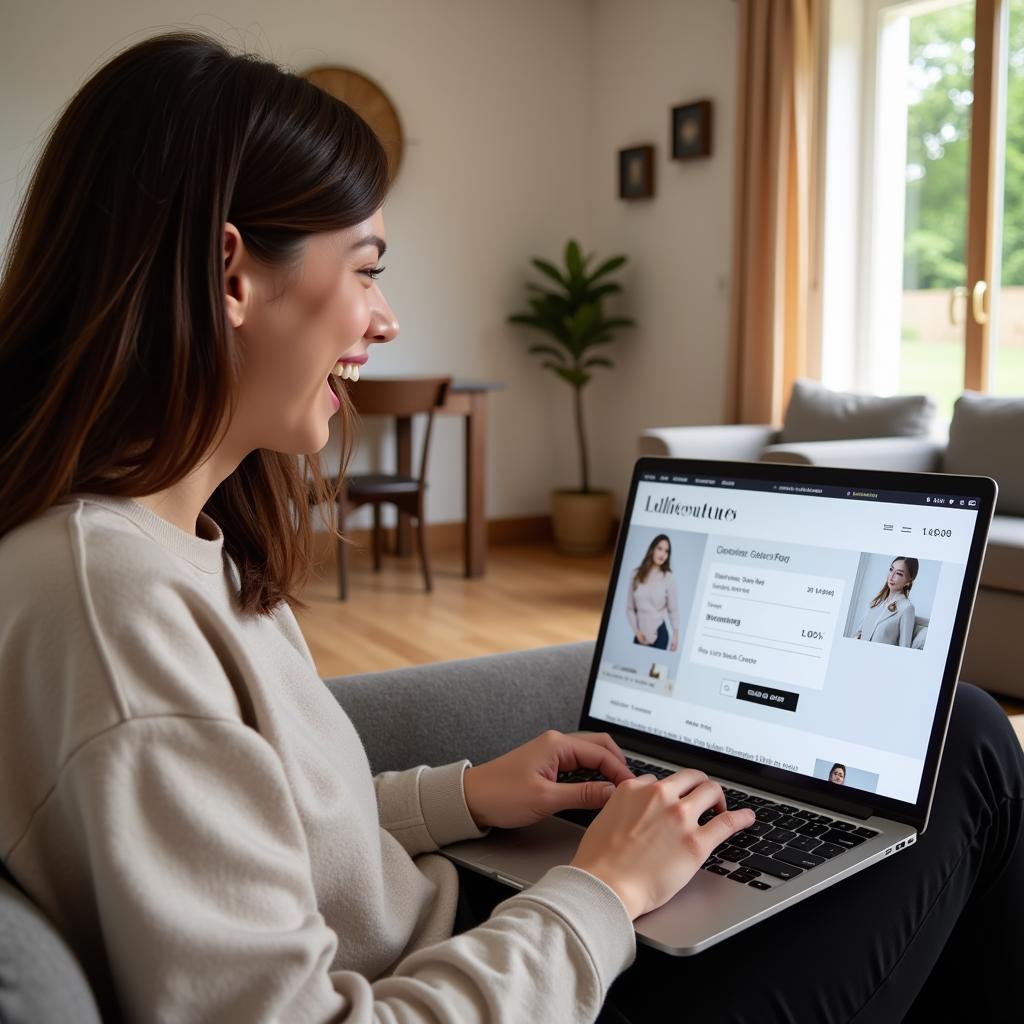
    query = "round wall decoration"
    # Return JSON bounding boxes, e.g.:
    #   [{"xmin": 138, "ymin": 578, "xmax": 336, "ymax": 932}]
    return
[{"xmin": 303, "ymin": 66, "xmax": 404, "ymax": 183}]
